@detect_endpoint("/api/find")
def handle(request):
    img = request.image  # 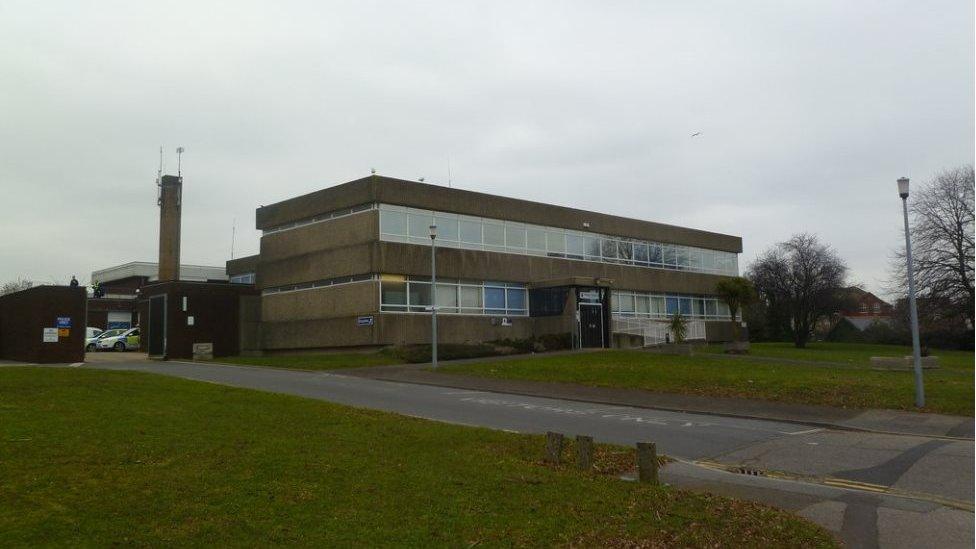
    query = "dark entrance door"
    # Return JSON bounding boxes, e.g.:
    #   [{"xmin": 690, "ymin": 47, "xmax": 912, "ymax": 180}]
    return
[
  {"xmin": 147, "ymin": 295, "xmax": 166, "ymax": 357},
  {"xmin": 579, "ymin": 303, "xmax": 604, "ymax": 348}
]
